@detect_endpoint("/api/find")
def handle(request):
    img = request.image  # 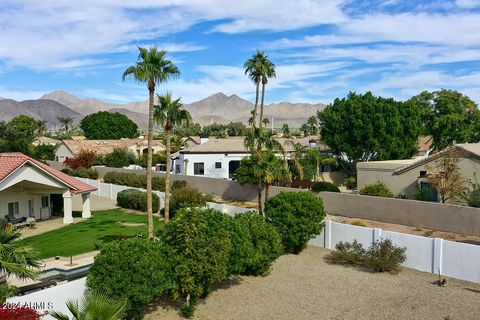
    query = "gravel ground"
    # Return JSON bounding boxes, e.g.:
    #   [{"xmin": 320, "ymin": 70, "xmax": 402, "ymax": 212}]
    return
[{"xmin": 145, "ymin": 246, "xmax": 480, "ymax": 320}]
